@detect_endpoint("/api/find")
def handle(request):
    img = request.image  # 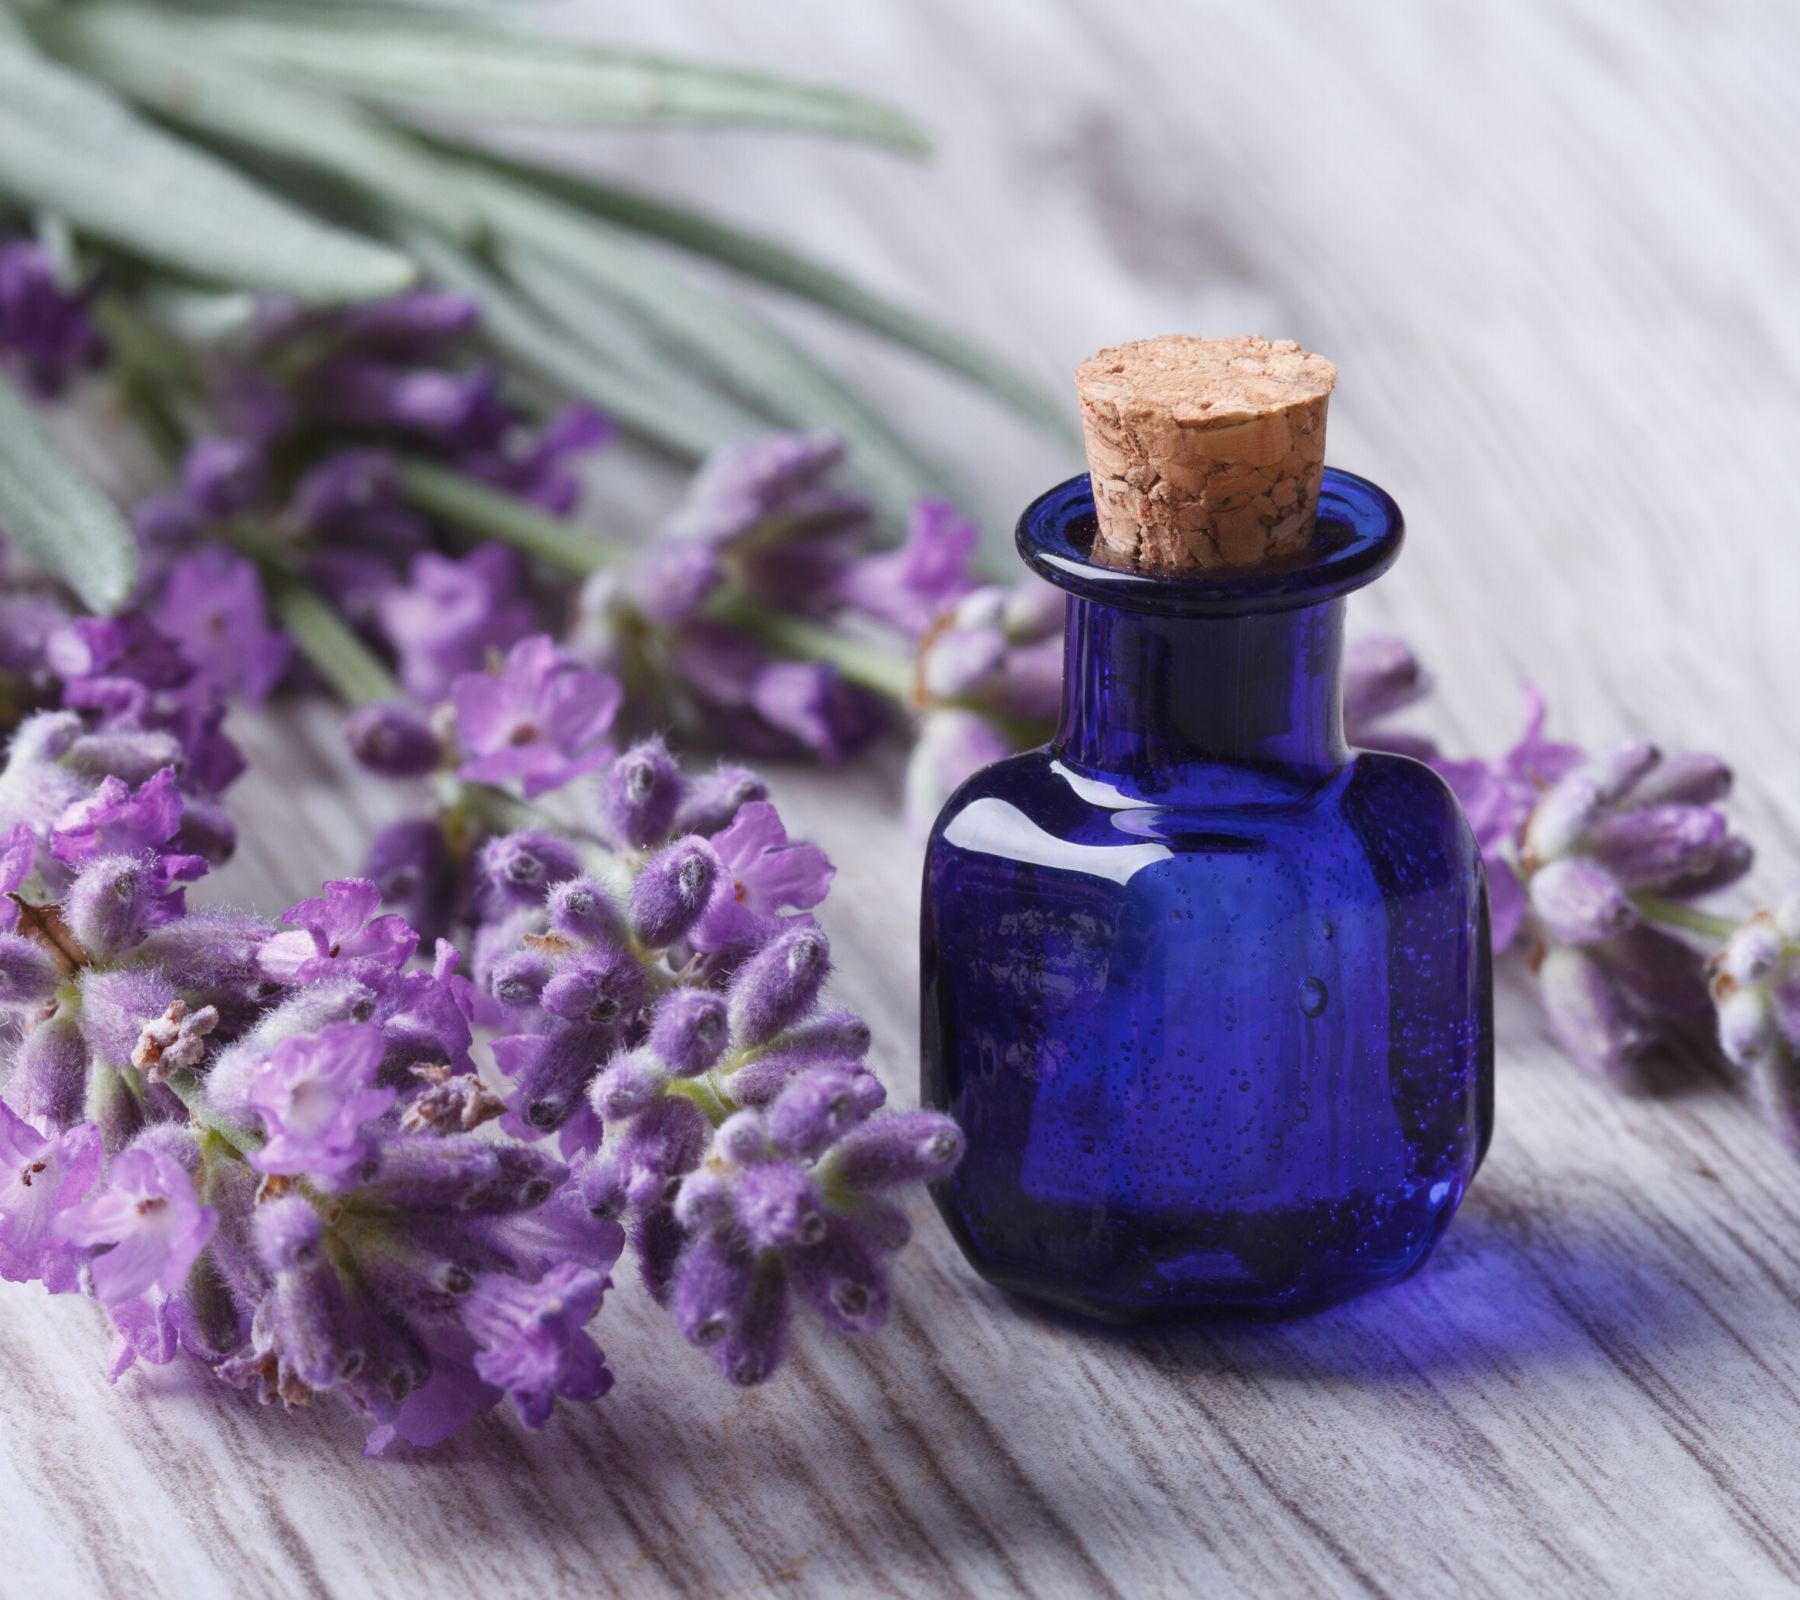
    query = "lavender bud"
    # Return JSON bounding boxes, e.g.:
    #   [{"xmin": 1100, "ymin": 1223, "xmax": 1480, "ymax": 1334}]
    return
[
  {"xmin": 358, "ymin": 1134, "xmax": 503, "ymax": 1209},
  {"xmin": 540, "ymin": 944, "xmax": 646, "ymax": 1028},
  {"xmin": 672, "ymin": 1230, "xmax": 754, "ymax": 1347},
  {"xmin": 1662, "ymin": 834, "xmax": 1754, "ymax": 900},
  {"xmin": 0, "ymin": 931, "xmax": 60, "ymax": 1004},
  {"xmin": 182, "ymin": 436, "xmax": 264, "ymax": 517},
  {"xmin": 1585, "ymin": 805, "xmax": 1726, "ymax": 890},
  {"xmin": 589, "ymin": 1050, "xmax": 667, "ymax": 1121},
  {"xmin": 346, "ymin": 702, "xmax": 442, "ymax": 778},
  {"xmin": 715, "ymin": 1109, "xmax": 769, "ymax": 1167},
  {"xmin": 254, "ymin": 1194, "xmax": 325, "ymax": 1274},
  {"xmin": 1539, "ymin": 947, "xmax": 1649, "ymax": 1077},
  {"xmin": 87, "ymin": 1067, "xmax": 145, "ymax": 1153},
  {"xmin": 490, "ymin": 949, "xmax": 554, "ymax": 1009},
  {"xmin": 673, "ymin": 764, "xmax": 768, "ymax": 837},
  {"xmin": 1525, "ymin": 776, "xmax": 1607, "ymax": 864},
  {"xmin": 647, "ymin": 988, "xmax": 729, "ymax": 1077},
  {"xmin": 1630, "ymin": 750, "xmax": 1732, "ymax": 808},
  {"xmin": 846, "ymin": 1071, "xmax": 887, "ymax": 1118},
  {"xmin": 672, "ymin": 1168, "xmax": 731, "ymax": 1231},
  {"xmin": 601, "ymin": 737, "xmax": 685, "ymax": 849},
  {"xmin": 12, "ymin": 1015, "xmax": 88, "ymax": 1130},
  {"xmin": 175, "ymin": 795, "xmax": 237, "ymax": 868},
  {"xmin": 626, "ymin": 1165, "xmax": 675, "ymax": 1213},
  {"xmin": 728, "ymin": 1049, "xmax": 859, "ymax": 1110},
  {"xmin": 766, "ymin": 1067, "xmax": 871, "ymax": 1161},
  {"xmin": 820, "ymin": 1111, "xmax": 965, "ymax": 1190},
  {"xmin": 787, "ymin": 1217, "xmax": 891, "ymax": 1334},
  {"xmin": 1591, "ymin": 739, "xmax": 1661, "ymax": 804},
  {"xmin": 1529, "ymin": 859, "xmax": 1637, "ymax": 946},
  {"xmin": 634, "ymin": 1202, "xmax": 685, "ymax": 1306},
  {"xmin": 629, "ymin": 838, "xmax": 719, "ymax": 948},
  {"xmin": 271, "ymin": 1260, "xmax": 360, "ymax": 1390},
  {"xmin": 733, "ymin": 1162, "xmax": 827, "ymax": 1250},
  {"xmin": 618, "ymin": 1095, "xmax": 708, "ymax": 1181},
  {"xmin": 495, "ymin": 1023, "xmax": 611, "ymax": 1131},
  {"xmin": 572, "ymin": 1150, "xmax": 629, "ymax": 1221},
  {"xmin": 1605, "ymin": 927, "xmax": 1712, "ymax": 1018},
  {"xmin": 770, "ymin": 1008, "xmax": 872, "ymax": 1061},
  {"xmin": 462, "ymin": 1144, "xmax": 569, "ymax": 1213},
  {"xmin": 479, "ymin": 831, "xmax": 581, "ymax": 910},
  {"xmin": 728, "ymin": 925, "xmax": 830, "ymax": 1049},
  {"xmin": 837, "ymin": 1195, "xmax": 913, "ymax": 1254},
  {"xmin": 1718, "ymin": 985, "xmax": 1778, "ymax": 1070},
  {"xmin": 714, "ymin": 1260, "xmax": 791, "ymax": 1386},
  {"xmin": 547, "ymin": 875, "xmax": 625, "ymax": 941},
  {"xmin": 65, "ymin": 855, "xmax": 156, "ymax": 958}
]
